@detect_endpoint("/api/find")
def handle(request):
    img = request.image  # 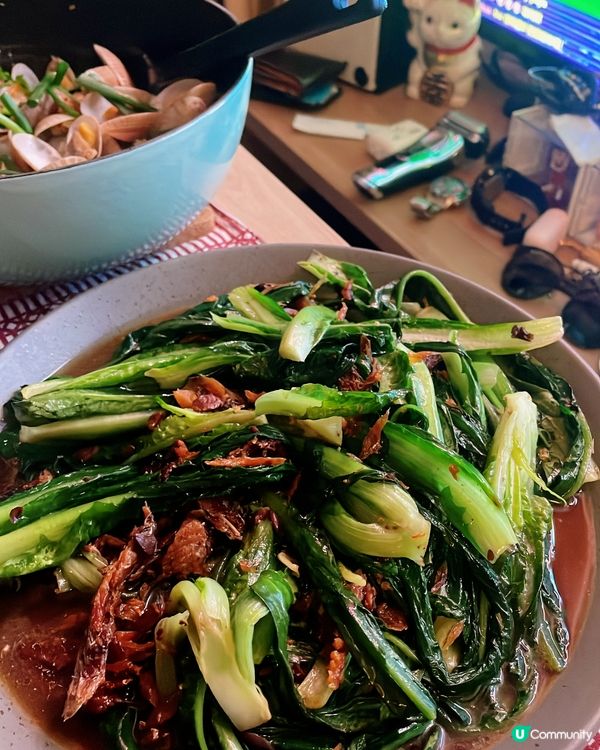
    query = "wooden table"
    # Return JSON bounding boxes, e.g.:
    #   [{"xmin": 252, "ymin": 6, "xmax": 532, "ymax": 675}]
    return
[
  {"xmin": 214, "ymin": 146, "xmax": 345, "ymax": 246},
  {"xmin": 245, "ymin": 74, "xmax": 599, "ymax": 371}
]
